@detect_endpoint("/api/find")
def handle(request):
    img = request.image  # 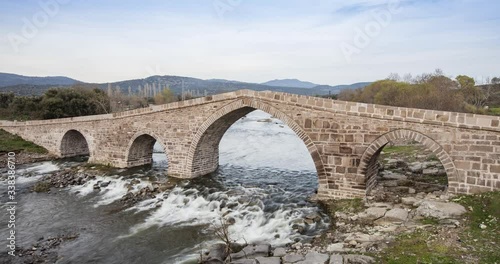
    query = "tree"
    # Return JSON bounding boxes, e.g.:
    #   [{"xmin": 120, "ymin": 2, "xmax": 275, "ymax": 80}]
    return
[
  {"xmin": 456, "ymin": 75, "xmax": 475, "ymax": 89},
  {"xmin": 387, "ymin": 73, "xmax": 401, "ymax": 81},
  {"xmin": 0, "ymin": 93, "xmax": 14, "ymax": 108},
  {"xmin": 154, "ymin": 88, "xmax": 176, "ymax": 104},
  {"xmin": 492, "ymin": 77, "xmax": 500, "ymax": 84},
  {"xmin": 40, "ymin": 87, "xmax": 111, "ymax": 119}
]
